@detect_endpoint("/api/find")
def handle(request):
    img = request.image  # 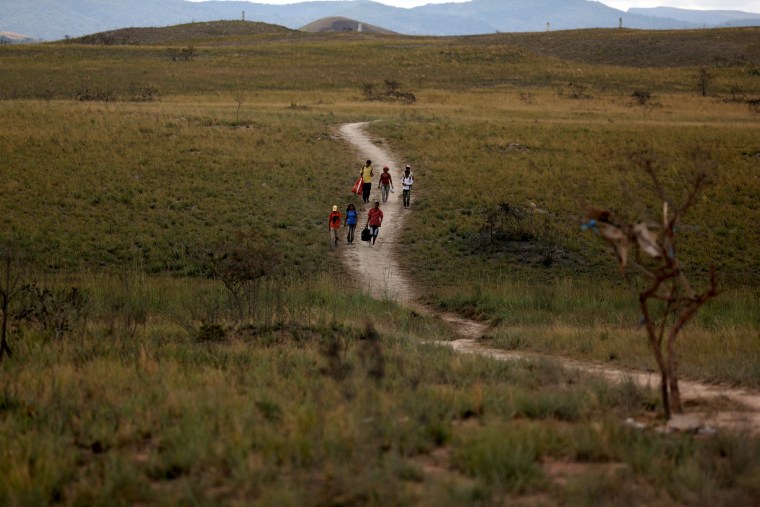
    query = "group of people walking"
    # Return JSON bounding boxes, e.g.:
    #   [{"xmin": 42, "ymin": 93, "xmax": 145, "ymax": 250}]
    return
[{"xmin": 328, "ymin": 159, "xmax": 415, "ymax": 248}]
